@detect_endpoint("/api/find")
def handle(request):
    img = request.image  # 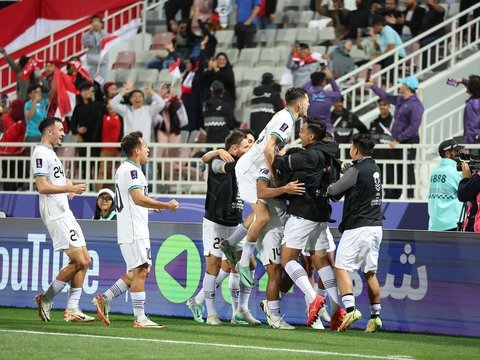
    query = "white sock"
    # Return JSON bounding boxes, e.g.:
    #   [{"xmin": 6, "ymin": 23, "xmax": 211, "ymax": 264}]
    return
[
  {"xmin": 267, "ymin": 300, "xmax": 280, "ymax": 317},
  {"xmin": 103, "ymin": 279, "xmax": 129, "ymax": 302},
  {"xmin": 318, "ymin": 266, "xmax": 339, "ymax": 312},
  {"xmin": 239, "ymin": 241, "xmax": 256, "ymax": 267},
  {"xmin": 228, "ymin": 272, "xmax": 240, "ymax": 314},
  {"xmin": 317, "ymin": 288, "xmax": 328, "ymax": 298},
  {"xmin": 284, "ymin": 260, "xmax": 316, "ymax": 304},
  {"xmin": 238, "ymin": 281, "xmax": 252, "ymax": 310},
  {"xmin": 43, "ymin": 279, "xmax": 67, "ymax": 303},
  {"xmin": 195, "ymin": 268, "xmax": 230, "ymax": 306},
  {"xmin": 227, "ymin": 224, "xmax": 248, "ymax": 246},
  {"xmin": 371, "ymin": 303, "xmax": 381, "ymax": 316},
  {"xmin": 131, "ymin": 291, "xmax": 146, "ymax": 322},
  {"xmin": 203, "ymin": 273, "xmax": 217, "ymax": 316},
  {"xmin": 66, "ymin": 287, "xmax": 82, "ymax": 309},
  {"xmin": 342, "ymin": 294, "xmax": 356, "ymax": 311}
]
